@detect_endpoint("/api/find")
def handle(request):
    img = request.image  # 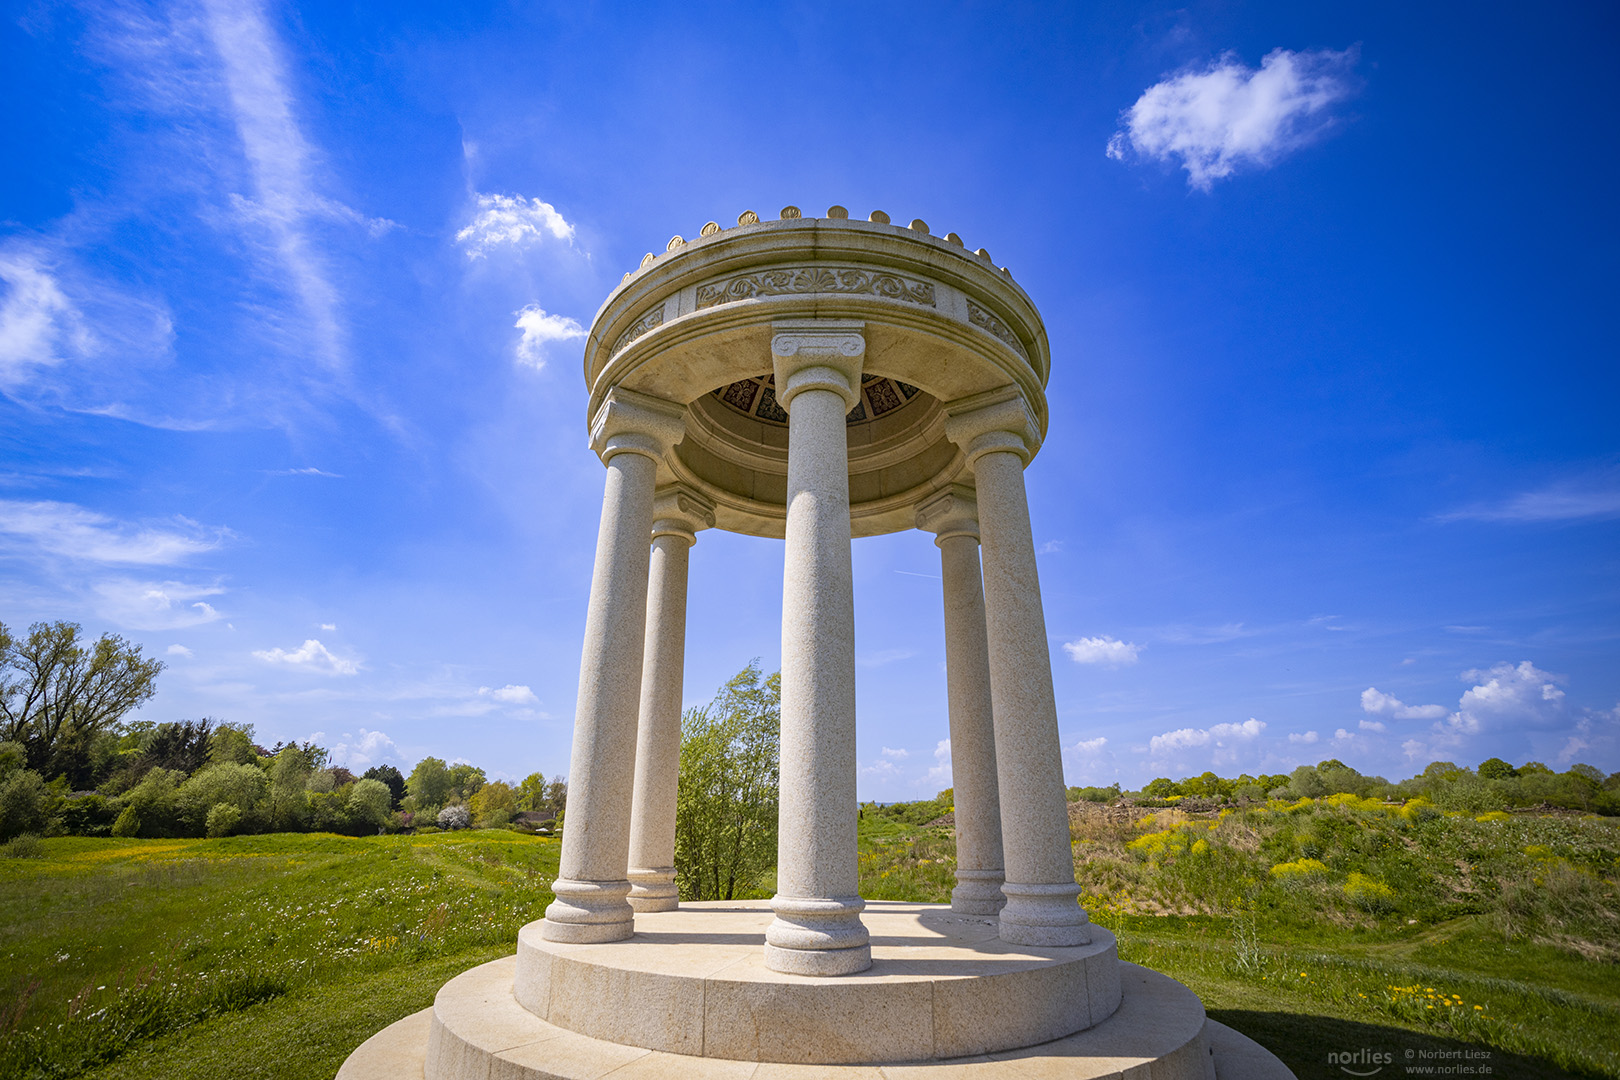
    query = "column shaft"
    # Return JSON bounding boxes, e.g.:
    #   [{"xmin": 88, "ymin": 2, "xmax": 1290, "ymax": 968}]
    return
[
  {"xmin": 938, "ymin": 532, "xmax": 1006, "ymax": 914},
  {"xmin": 766, "ymin": 373, "xmax": 871, "ymax": 976},
  {"xmin": 627, "ymin": 530, "xmax": 692, "ymax": 911},
  {"xmin": 543, "ymin": 450, "xmax": 658, "ymax": 943},
  {"xmin": 974, "ymin": 448, "xmax": 1091, "ymax": 947}
]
